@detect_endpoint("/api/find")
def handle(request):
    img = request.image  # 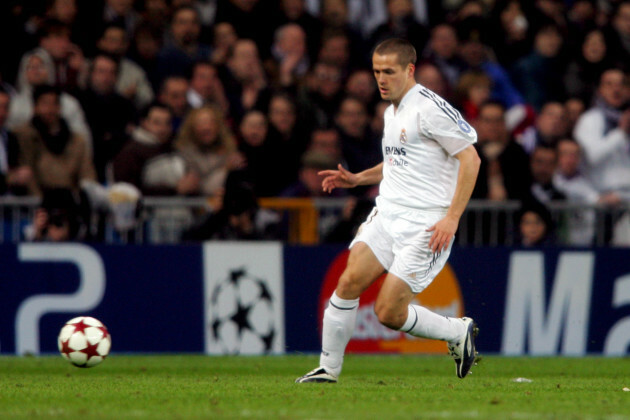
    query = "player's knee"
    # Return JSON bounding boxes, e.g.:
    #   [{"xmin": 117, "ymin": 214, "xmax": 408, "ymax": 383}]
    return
[
  {"xmin": 374, "ymin": 303, "xmax": 405, "ymax": 330},
  {"xmin": 335, "ymin": 271, "xmax": 363, "ymax": 299}
]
